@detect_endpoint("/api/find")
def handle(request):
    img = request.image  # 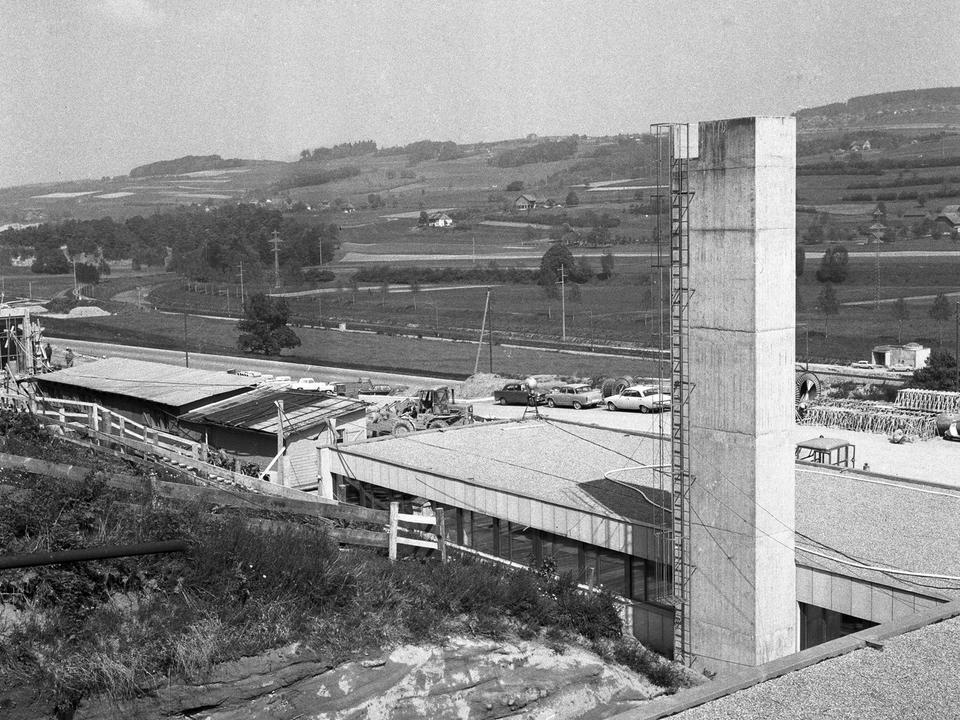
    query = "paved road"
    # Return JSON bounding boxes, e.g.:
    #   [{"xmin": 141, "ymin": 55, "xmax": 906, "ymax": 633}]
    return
[{"xmin": 844, "ymin": 290, "xmax": 960, "ymax": 307}]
